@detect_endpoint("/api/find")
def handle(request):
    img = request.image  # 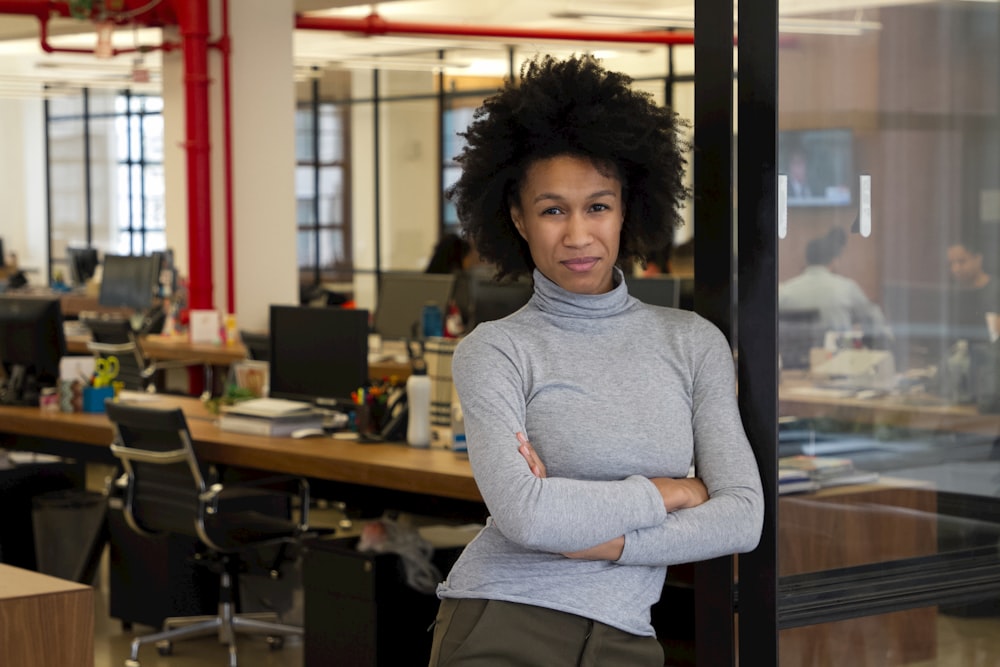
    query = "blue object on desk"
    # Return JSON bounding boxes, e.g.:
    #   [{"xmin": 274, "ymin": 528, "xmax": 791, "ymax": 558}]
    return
[
  {"xmin": 421, "ymin": 303, "xmax": 444, "ymax": 338},
  {"xmin": 82, "ymin": 385, "xmax": 115, "ymax": 413}
]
